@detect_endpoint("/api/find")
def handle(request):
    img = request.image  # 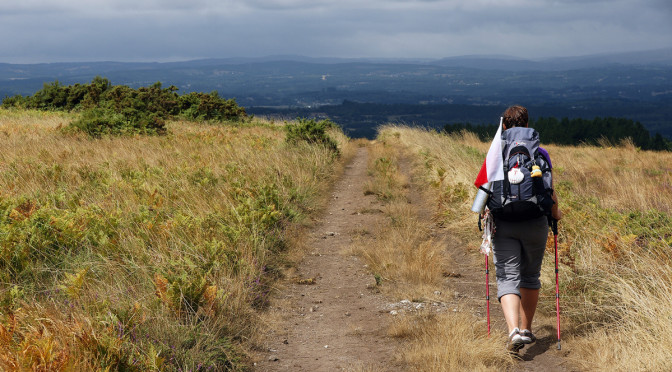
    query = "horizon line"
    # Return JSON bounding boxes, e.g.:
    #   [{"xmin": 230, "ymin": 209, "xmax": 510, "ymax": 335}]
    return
[{"xmin": 2, "ymin": 47, "xmax": 671, "ymax": 66}]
